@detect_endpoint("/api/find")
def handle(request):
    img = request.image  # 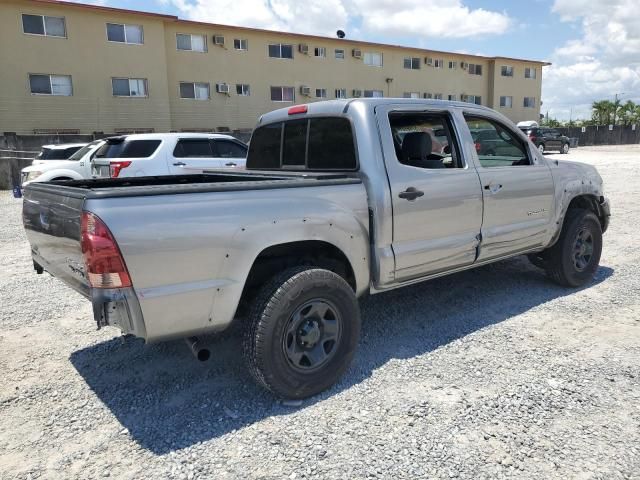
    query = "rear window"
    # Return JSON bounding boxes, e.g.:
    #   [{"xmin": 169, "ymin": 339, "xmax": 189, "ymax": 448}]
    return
[
  {"xmin": 95, "ymin": 139, "xmax": 161, "ymax": 158},
  {"xmin": 247, "ymin": 117, "xmax": 357, "ymax": 170}
]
